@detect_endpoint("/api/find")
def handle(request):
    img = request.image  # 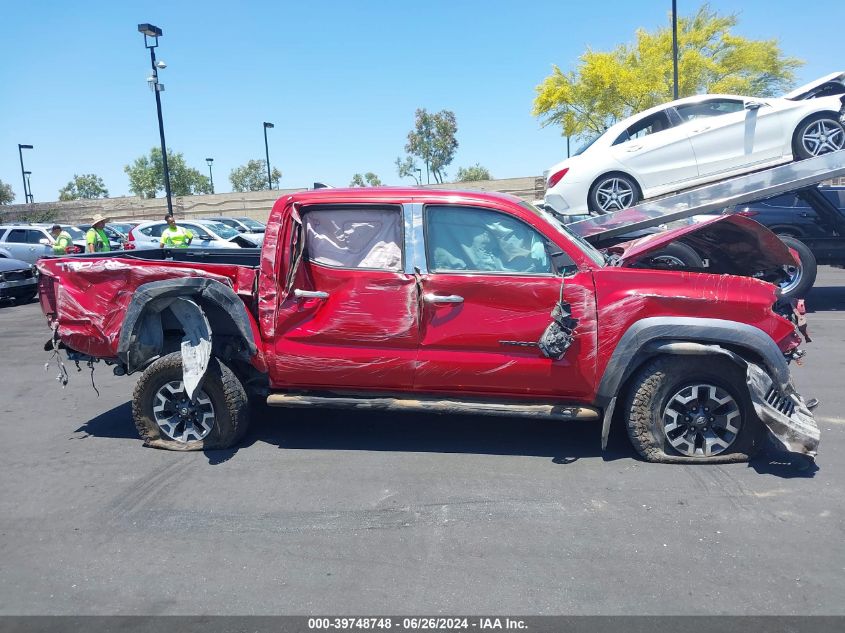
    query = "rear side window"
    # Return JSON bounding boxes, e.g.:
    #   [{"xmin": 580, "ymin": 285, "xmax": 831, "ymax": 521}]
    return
[
  {"xmin": 140, "ymin": 224, "xmax": 164, "ymax": 237},
  {"xmin": 613, "ymin": 111, "xmax": 672, "ymax": 145},
  {"xmin": 6, "ymin": 229, "xmax": 28, "ymax": 243},
  {"xmin": 425, "ymin": 205, "xmax": 552, "ymax": 275},
  {"xmin": 303, "ymin": 207, "xmax": 403, "ymax": 271}
]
